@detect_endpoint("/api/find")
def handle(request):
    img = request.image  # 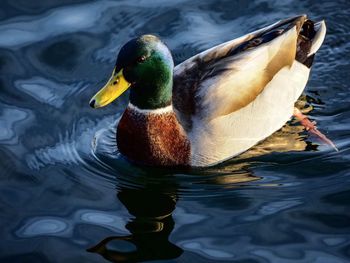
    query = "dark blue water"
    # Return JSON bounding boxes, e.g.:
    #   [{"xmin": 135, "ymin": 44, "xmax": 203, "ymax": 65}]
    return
[{"xmin": 1, "ymin": 0, "xmax": 350, "ymax": 262}]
